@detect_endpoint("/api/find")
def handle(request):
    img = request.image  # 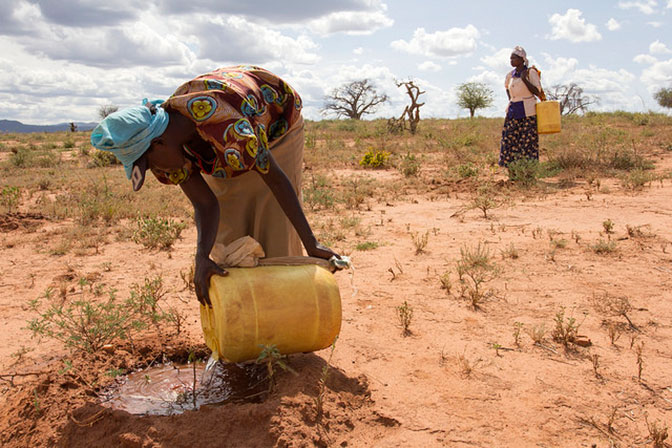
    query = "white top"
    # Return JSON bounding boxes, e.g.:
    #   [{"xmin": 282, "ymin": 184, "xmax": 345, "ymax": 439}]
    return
[{"xmin": 505, "ymin": 68, "xmax": 542, "ymax": 117}]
